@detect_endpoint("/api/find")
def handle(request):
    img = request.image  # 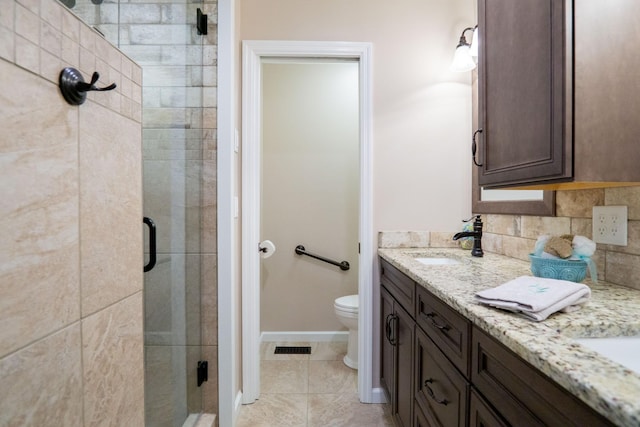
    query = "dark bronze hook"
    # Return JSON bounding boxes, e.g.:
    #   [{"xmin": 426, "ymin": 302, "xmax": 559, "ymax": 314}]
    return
[{"xmin": 59, "ymin": 67, "xmax": 117, "ymax": 106}]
